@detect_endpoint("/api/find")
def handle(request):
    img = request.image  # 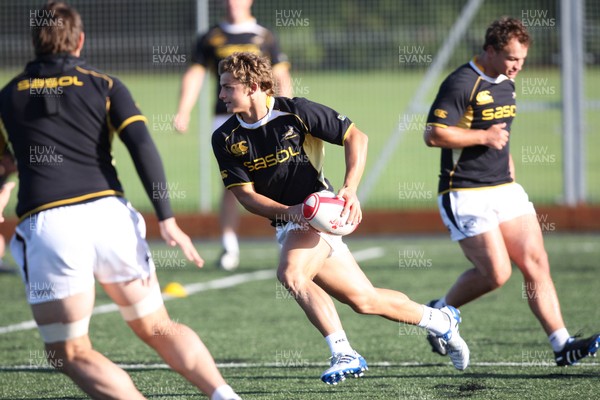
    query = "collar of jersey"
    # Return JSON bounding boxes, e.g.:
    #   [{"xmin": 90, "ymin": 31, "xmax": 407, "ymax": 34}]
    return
[
  {"xmin": 236, "ymin": 96, "xmax": 279, "ymax": 129},
  {"xmin": 26, "ymin": 53, "xmax": 86, "ymax": 77},
  {"xmin": 219, "ymin": 18, "xmax": 260, "ymax": 34},
  {"xmin": 469, "ymin": 57, "xmax": 511, "ymax": 84}
]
